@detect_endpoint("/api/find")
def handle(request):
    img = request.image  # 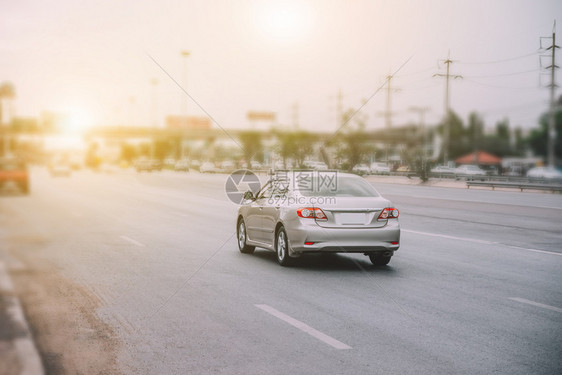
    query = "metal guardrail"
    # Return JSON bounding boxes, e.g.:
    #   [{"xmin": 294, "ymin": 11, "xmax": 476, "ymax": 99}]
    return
[{"xmin": 466, "ymin": 180, "xmax": 562, "ymax": 192}]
